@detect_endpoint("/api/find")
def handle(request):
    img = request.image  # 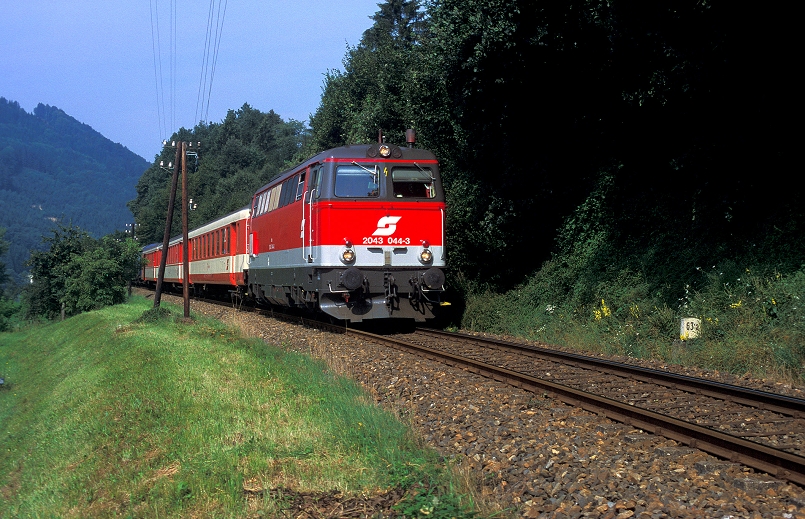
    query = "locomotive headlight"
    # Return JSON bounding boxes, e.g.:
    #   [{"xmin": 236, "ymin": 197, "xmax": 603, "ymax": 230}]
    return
[
  {"xmin": 341, "ymin": 248, "xmax": 356, "ymax": 263},
  {"xmin": 379, "ymin": 144, "xmax": 391, "ymax": 157},
  {"xmin": 419, "ymin": 248, "xmax": 433, "ymax": 264}
]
